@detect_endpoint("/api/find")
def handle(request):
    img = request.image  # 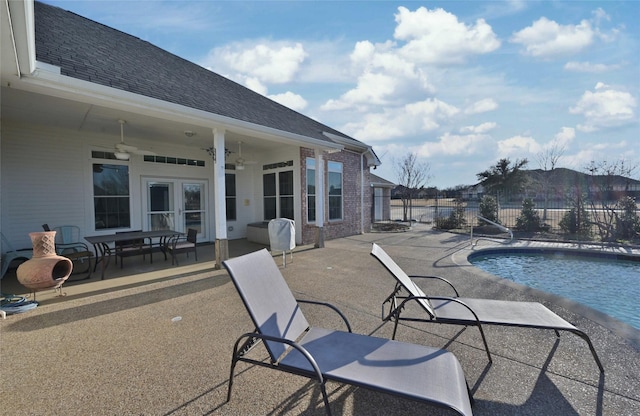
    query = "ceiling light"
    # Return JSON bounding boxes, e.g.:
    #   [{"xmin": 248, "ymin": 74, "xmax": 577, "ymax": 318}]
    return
[
  {"xmin": 184, "ymin": 130, "xmax": 196, "ymax": 137},
  {"xmin": 114, "ymin": 151, "xmax": 130, "ymax": 160}
]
